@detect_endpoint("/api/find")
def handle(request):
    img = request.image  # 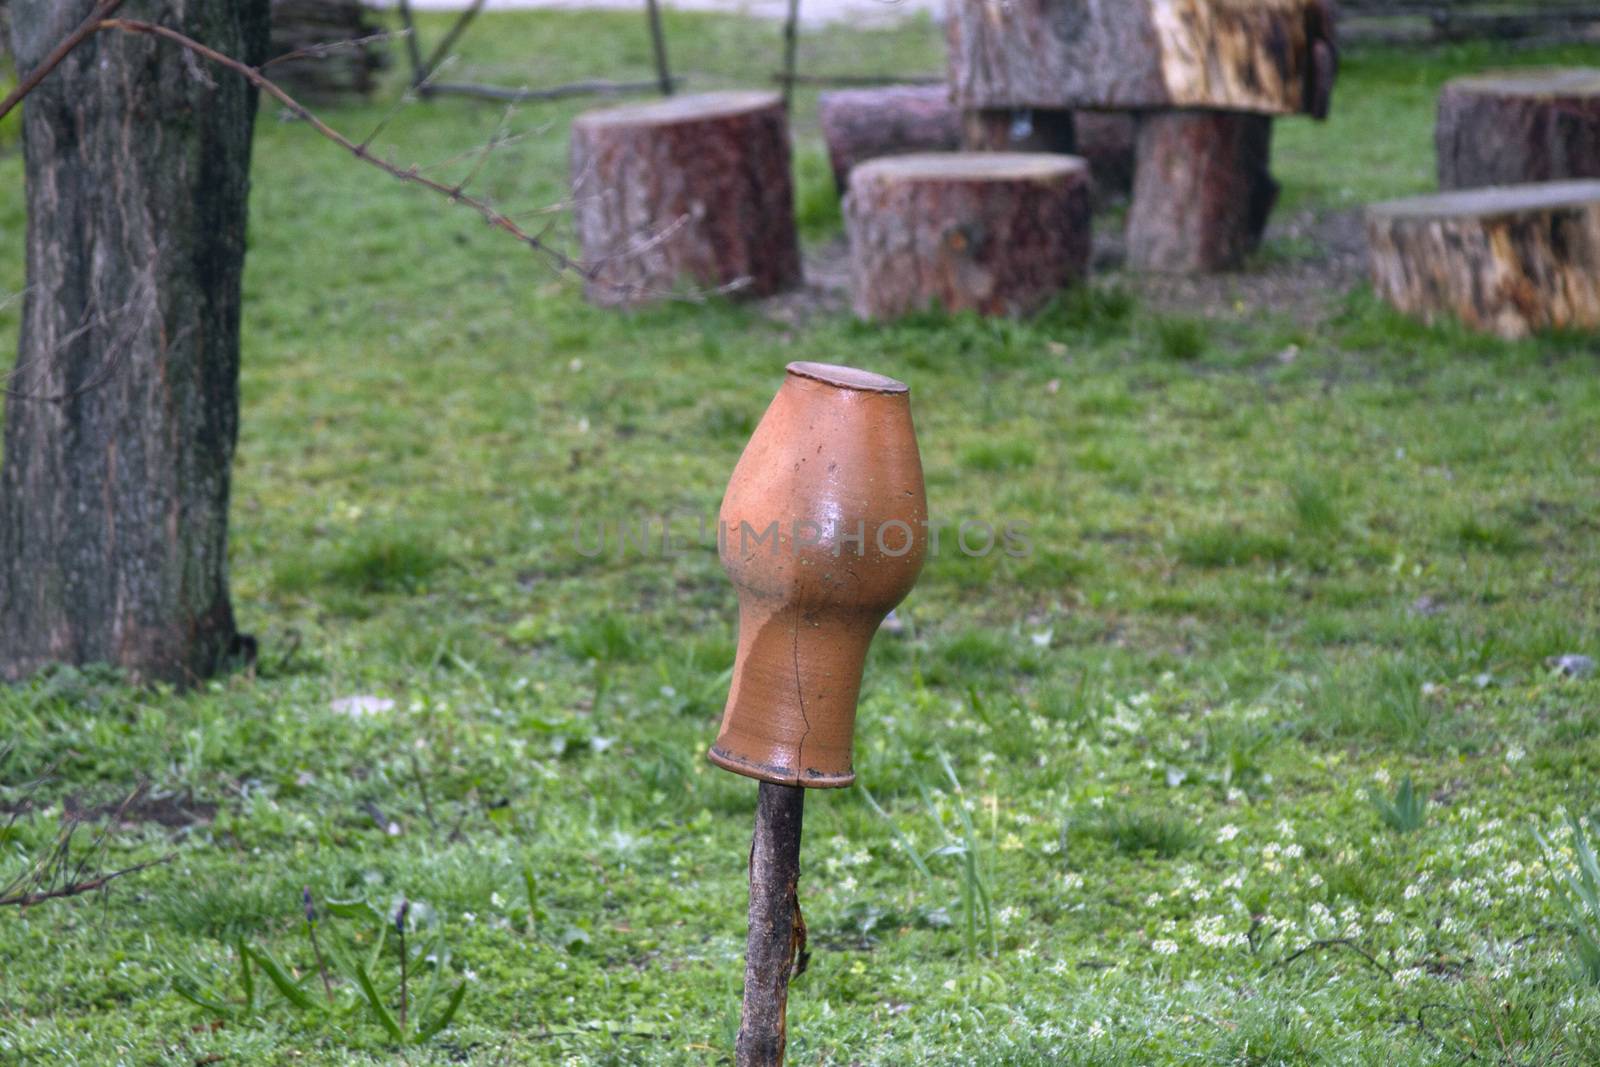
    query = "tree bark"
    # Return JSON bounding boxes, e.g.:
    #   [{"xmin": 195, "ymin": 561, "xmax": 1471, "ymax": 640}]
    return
[
  {"xmin": 1436, "ymin": 69, "xmax": 1600, "ymax": 190},
  {"xmin": 1126, "ymin": 110, "xmax": 1278, "ymax": 272},
  {"xmin": 2, "ymin": 0, "xmax": 269, "ymax": 685},
  {"xmin": 570, "ymin": 90, "xmax": 801, "ymax": 306},
  {"xmin": 818, "ymin": 85, "xmax": 962, "ymax": 192},
  {"xmin": 945, "ymin": 0, "xmax": 1336, "ymax": 116},
  {"xmin": 736, "ymin": 781, "xmax": 806, "ymax": 1067},
  {"xmin": 1366, "ymin": 181, "xmax": 1600, "ymax": 340},
  {"xmin": 846, "ymin": 152, "xmax": 1091, "ymax": 320}
]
